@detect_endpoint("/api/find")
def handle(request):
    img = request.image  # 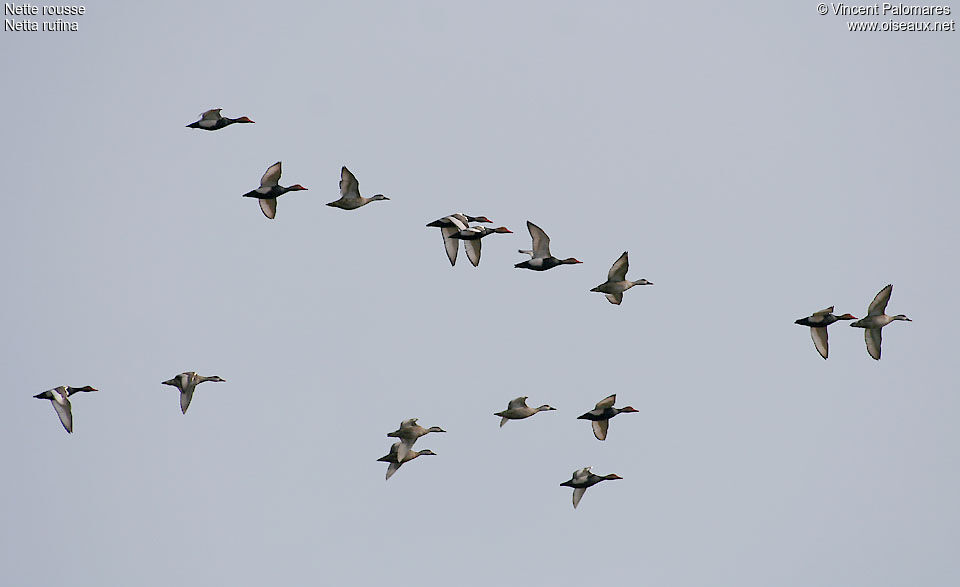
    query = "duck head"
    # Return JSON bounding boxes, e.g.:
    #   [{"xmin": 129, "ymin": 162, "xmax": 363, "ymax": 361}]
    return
[
  {"xmin": 893, "ymin": 314, "xmax": 912, "ymax": 321},
  {"xmin": 618, "ymin": 406, "xmax": 639, "ymax": 413},
  {"xmin": 371, "ymin": 194, "xmax": 389, "ymax": 201},
  {"xmin": 469, "ymin": 215, "xmax": 492, "ymax": 223}
]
